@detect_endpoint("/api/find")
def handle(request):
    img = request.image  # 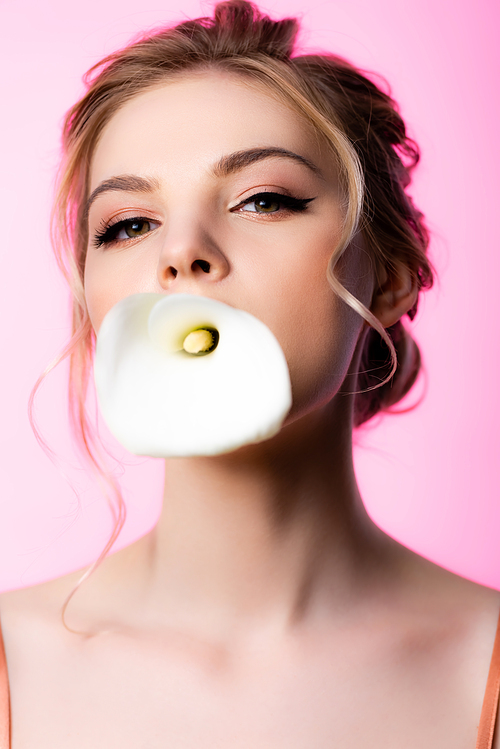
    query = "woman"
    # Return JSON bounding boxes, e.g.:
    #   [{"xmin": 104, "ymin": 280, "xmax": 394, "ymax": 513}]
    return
[{"xmin": 0, "ymin": 1, "xmax": 498, "ymax": 746}]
